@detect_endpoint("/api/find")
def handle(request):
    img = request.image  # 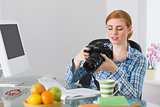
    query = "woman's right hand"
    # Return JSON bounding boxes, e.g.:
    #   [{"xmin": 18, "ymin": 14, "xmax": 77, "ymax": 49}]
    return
[{"xmin": 73, "ymin": 47, "xmax": 90, "ymax": 69}]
